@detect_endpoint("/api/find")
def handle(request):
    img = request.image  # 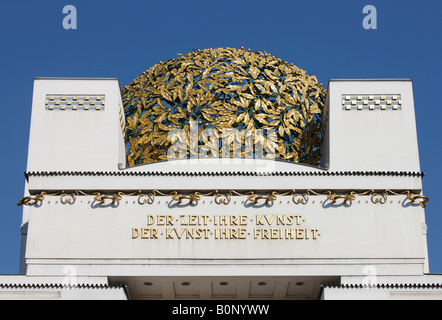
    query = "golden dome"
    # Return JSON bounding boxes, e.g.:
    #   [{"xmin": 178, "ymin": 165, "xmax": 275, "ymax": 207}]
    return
[{"xmin": 121, "ymin": 47, "xmax": 326, "ymax": 167}]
